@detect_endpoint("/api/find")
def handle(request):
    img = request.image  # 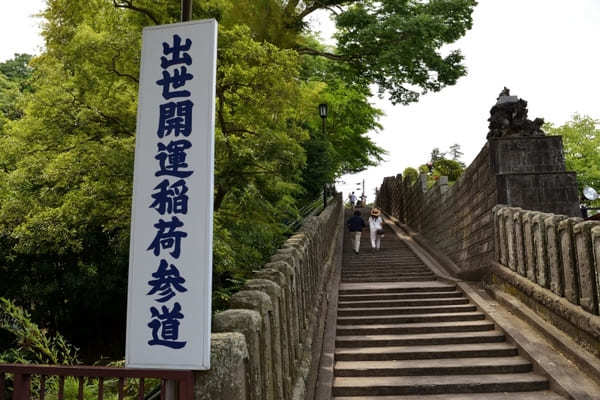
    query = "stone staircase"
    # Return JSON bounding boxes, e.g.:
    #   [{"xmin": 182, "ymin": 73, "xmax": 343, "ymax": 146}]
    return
[{"xmin": 332, "ymin": 214, "xmax": 566, "ymax": 399}]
